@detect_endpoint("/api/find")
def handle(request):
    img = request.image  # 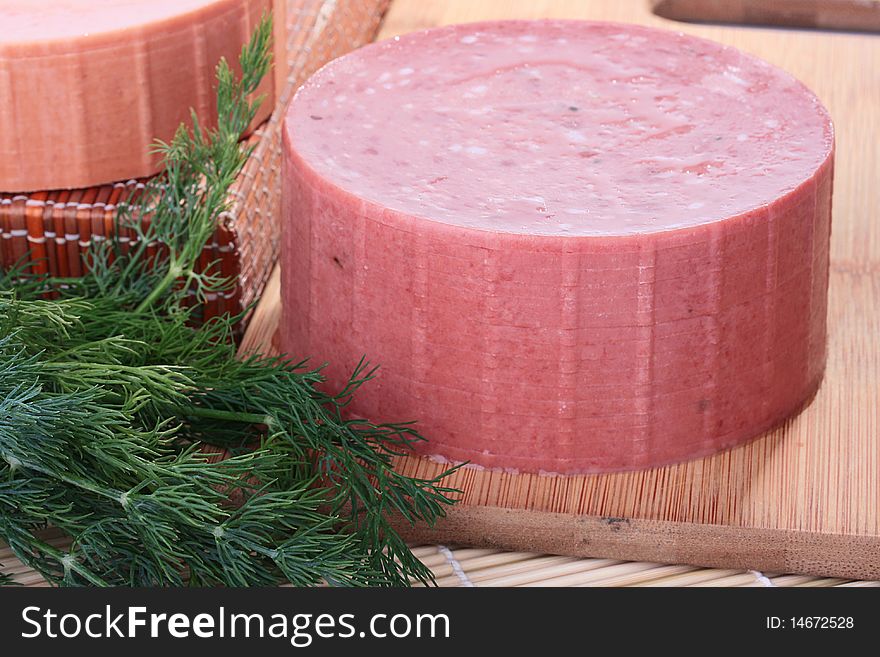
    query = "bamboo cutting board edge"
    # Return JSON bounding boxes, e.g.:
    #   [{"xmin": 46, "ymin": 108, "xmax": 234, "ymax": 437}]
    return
[{"xmin": 393, "ymin": 508, "xmax": 880, "ymax": 582}]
